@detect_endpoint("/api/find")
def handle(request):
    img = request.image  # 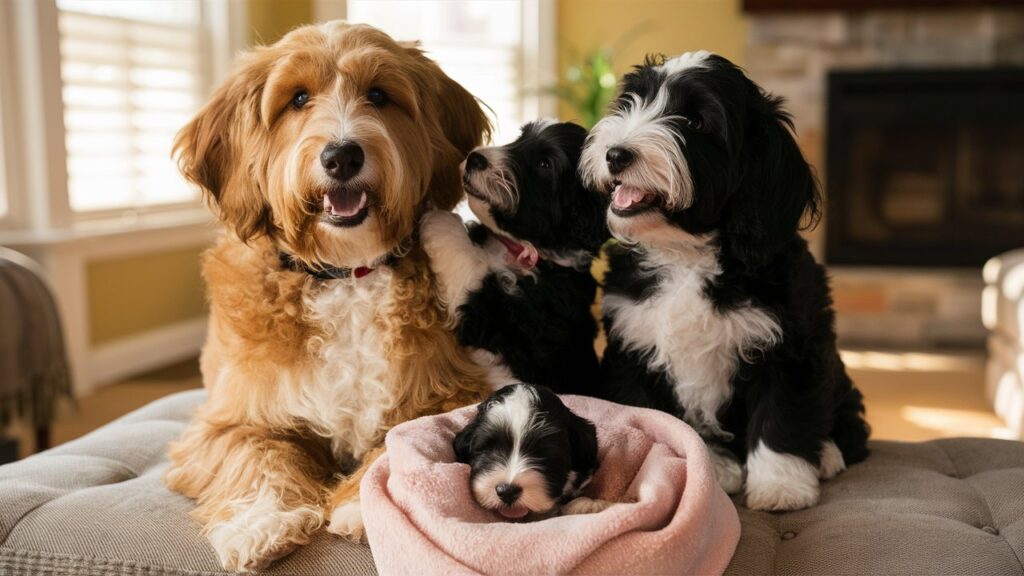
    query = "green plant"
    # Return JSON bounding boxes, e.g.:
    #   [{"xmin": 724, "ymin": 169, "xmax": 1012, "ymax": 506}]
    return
[
  {"xmin": 553, "ymin": 23, "xmax": 652, "ymax": 129},
  {"xmin": 555, "ymin": 48, "xmax": 619, "ymax": 129}
]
